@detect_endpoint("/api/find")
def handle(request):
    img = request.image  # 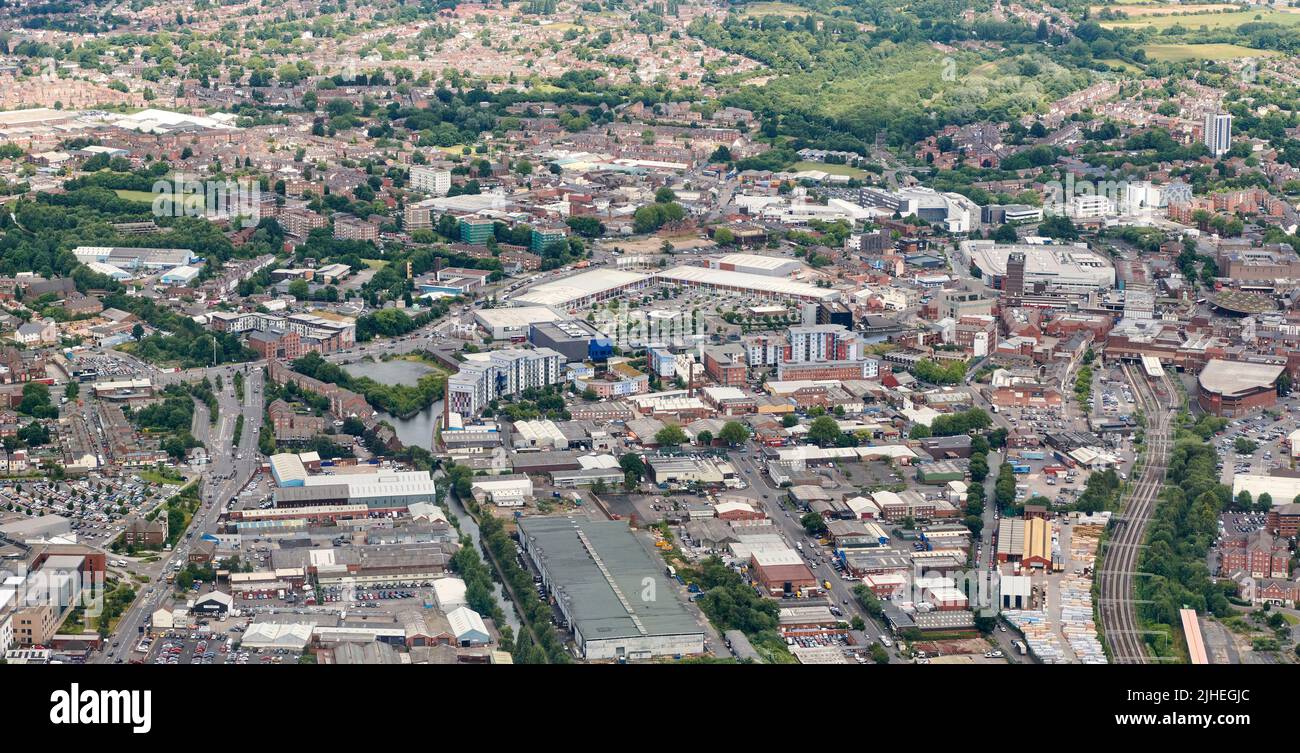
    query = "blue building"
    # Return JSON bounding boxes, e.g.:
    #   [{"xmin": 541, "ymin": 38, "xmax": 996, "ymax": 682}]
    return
[{"xmin": 530, "ymin": 320, "xmax": 612, "ymax": 363}]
